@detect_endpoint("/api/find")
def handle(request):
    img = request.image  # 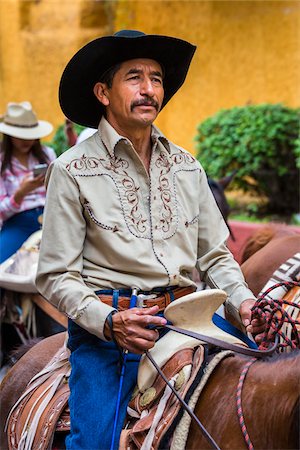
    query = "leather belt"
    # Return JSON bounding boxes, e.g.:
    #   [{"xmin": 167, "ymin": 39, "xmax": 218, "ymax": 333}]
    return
[{"xmin": 96, "ymin": 286, "xmax": 196, "ymax": 312}]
